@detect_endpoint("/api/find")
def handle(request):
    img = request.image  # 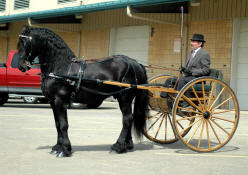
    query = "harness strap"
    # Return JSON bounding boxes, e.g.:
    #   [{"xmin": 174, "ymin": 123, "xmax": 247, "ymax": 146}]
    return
[{"xmin": 76, "ymin": 60, "xmax": 86, "ymax": 92}]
